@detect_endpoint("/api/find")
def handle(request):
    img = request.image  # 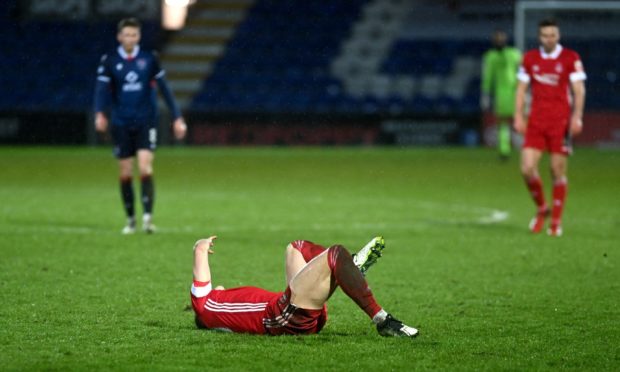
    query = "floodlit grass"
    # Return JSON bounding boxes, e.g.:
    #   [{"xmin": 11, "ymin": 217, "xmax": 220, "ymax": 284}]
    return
[{"xmin": 0, "ymin": 146, "xmax": 618, "ymax": 370}]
